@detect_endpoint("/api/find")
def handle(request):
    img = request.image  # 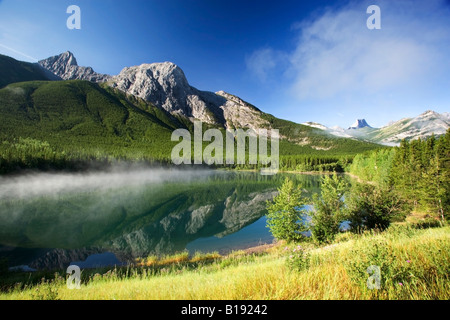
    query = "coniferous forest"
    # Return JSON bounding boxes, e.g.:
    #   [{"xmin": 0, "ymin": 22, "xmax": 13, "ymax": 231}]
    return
[{"xmin": 349, "ymin": 129, "xmax": 450, "ymax": 220}]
